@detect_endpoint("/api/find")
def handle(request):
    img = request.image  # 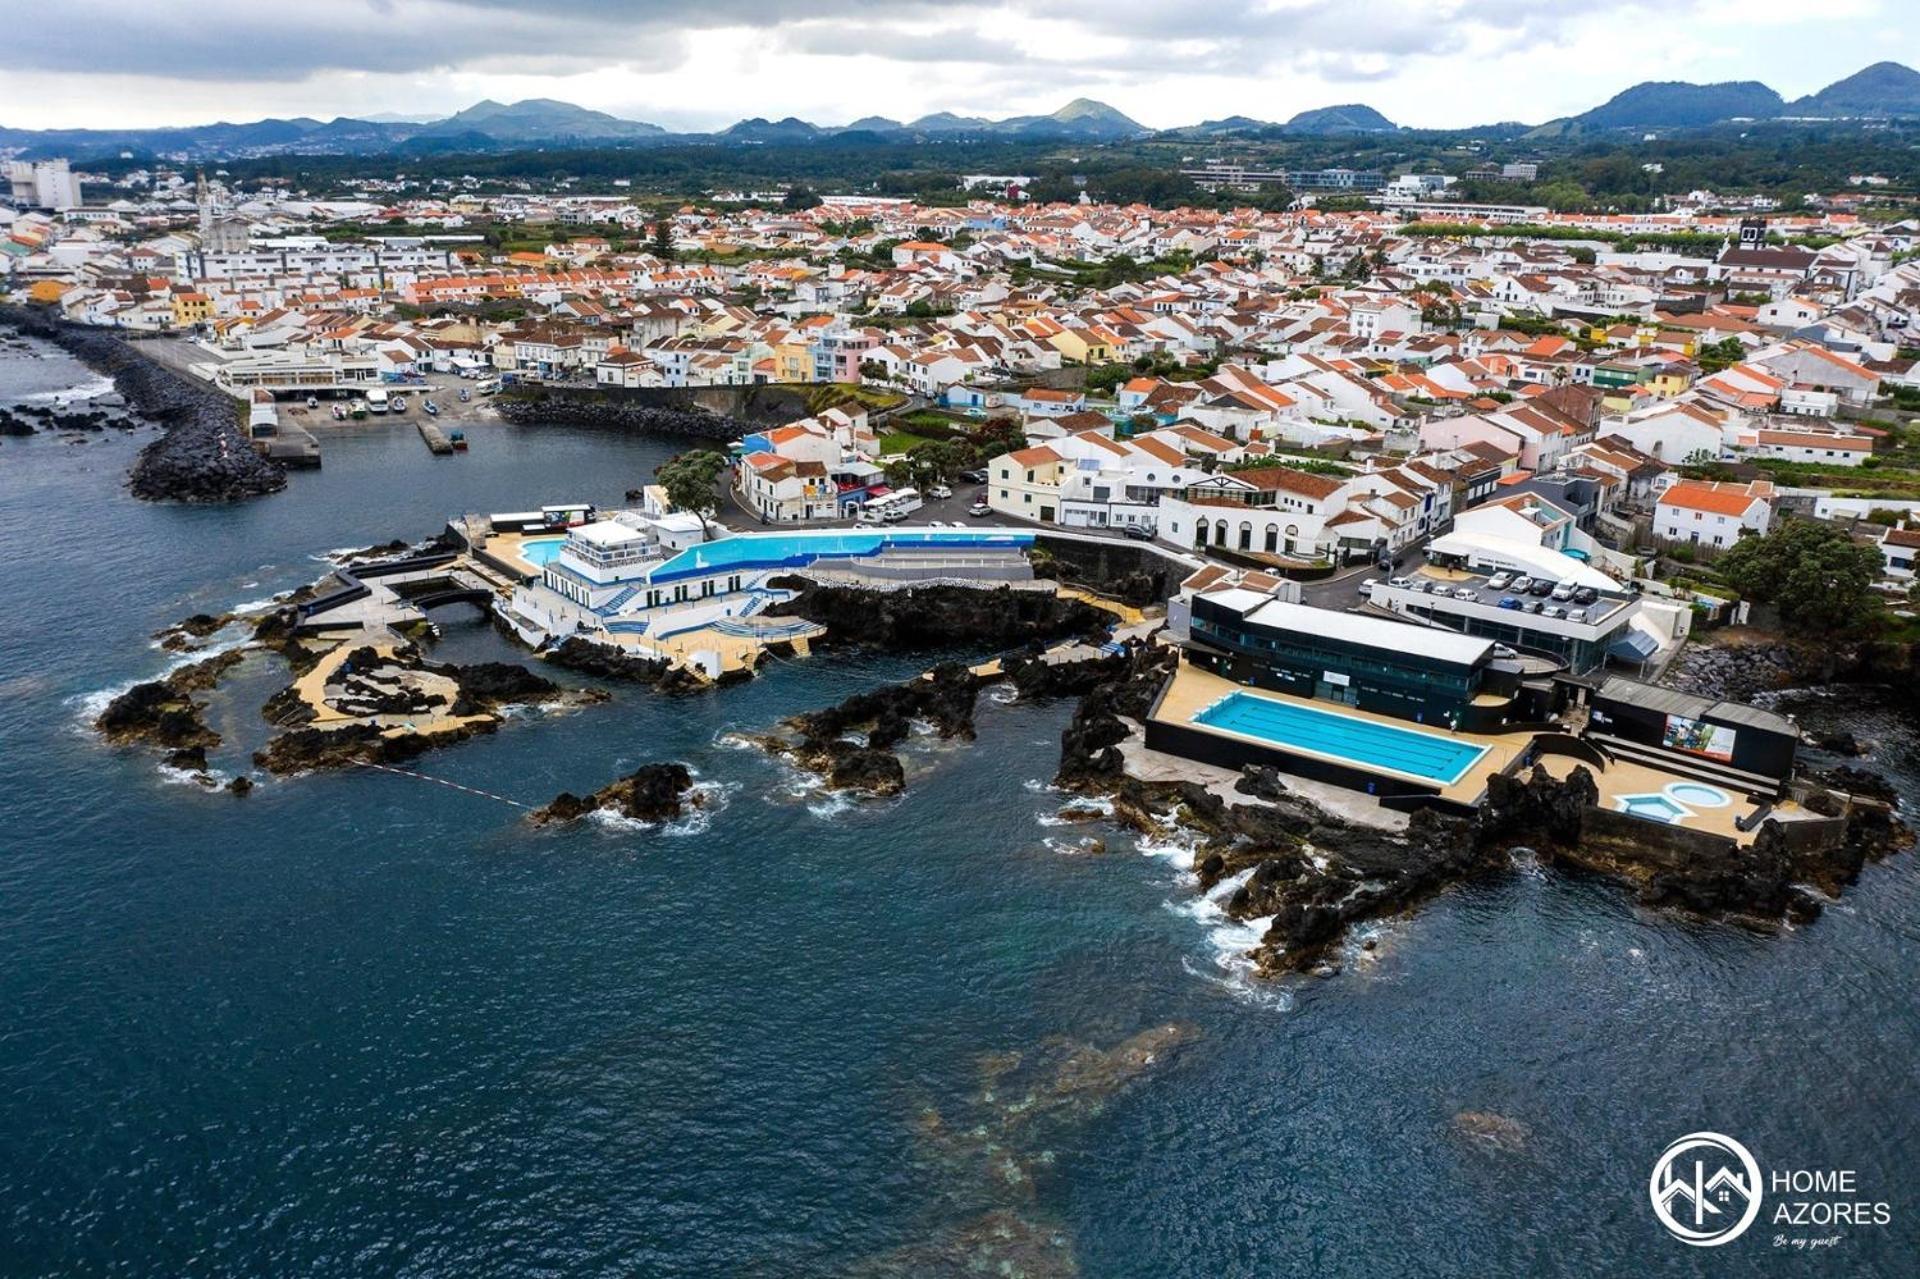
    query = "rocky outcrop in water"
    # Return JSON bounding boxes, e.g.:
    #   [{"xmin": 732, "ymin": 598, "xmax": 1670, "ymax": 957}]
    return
[
  {"xmin": 153, "ymin": 611, "xmax": 234, "ymax": 652},
  {"xmin": 760, "ymin": 662, "xmax": 987, "ymax": 797},
  {"xmin": 532, "ymin": 762, "xmax": 697, "ymax": 824},
  {"xmin": 0, "ymin": 400, "xmax": 137, "ymax": 436},
  {"xmin": 95, "ymin": 649, "xmax": 246, "ymax": 753},
  {"xmin": 253, "ymin": 719, "xmax": 496, "ymax": 774},
  {"xmin": 0, "ymin": 306, "xmax": 285, "ymax": 502},
  {"xmin": 767, "ymin": 583, "xmax": 1110, "ymax": 650},
  {"xmin": 543, "ymin": 635, "xmax": 705, "ymax": 693}
]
